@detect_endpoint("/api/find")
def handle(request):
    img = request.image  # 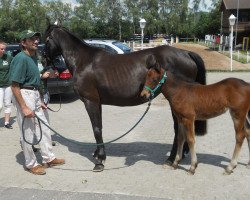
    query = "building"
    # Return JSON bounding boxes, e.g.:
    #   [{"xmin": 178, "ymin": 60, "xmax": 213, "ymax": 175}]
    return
[{"xmin": 220, "ymin": 0, "xmax": 250, "ymax": 46}]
